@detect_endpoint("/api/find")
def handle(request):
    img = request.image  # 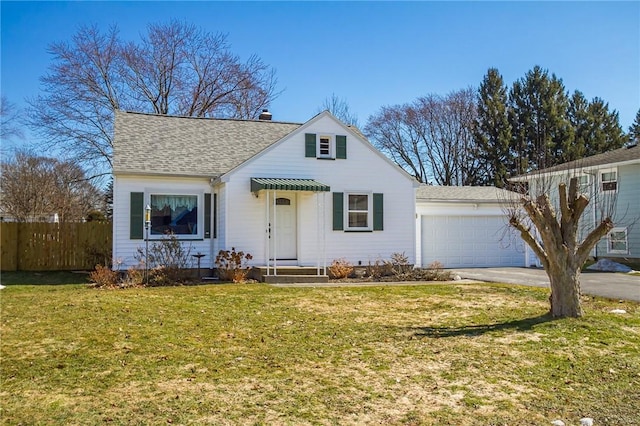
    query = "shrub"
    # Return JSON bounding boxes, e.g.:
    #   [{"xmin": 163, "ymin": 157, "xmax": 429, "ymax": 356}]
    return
[
  {"xmin": 134, "ymin": 232, "xmax": 193, "ymax": 285},
  {"xmin": 414, "ymin": 261, "xmax": 452, "ymax": 281},
  {"xmin": 366, "ymin": 258, "xmax": 393, "ymax": 280},
  {"xmin": 328, "ymin": 258, "xmax": 354, "ymax": 279},
  {"xmin": 122, "ymin": 266, "xmax": 145, "ymax": 287},
  {"xmin": 215, "ymin": 247, "xmax": 253, "ymax": 283},
  {"xmin": 89, "ymin": 265, "xmax": 119, "ymax": 288},
  {"xmin": 390, "ymin": 251, "xmax": 411, "ymax": 275}
]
